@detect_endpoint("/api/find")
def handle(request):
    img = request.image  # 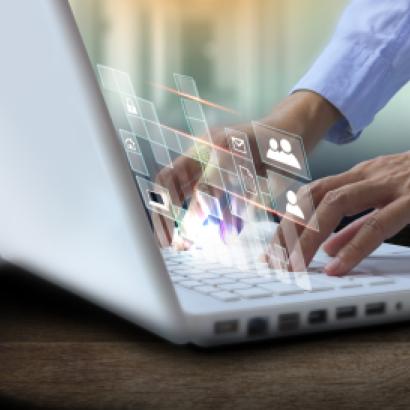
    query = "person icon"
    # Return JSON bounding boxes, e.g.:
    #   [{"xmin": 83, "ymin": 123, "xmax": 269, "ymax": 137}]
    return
[
  {"xmin": 266, "ymin": 138, "xmax": 283, "ymax": 163},
  {"xmin": 279, "ymin": 139, "xmax": 301, "ymax": 169},
  {"xmin": 266, "ymin": 137, "xmax": 301, "ymax": 170},
  {"xmin": 285, "ymin": 190, "xmax": 305, "ymax": 220}
]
